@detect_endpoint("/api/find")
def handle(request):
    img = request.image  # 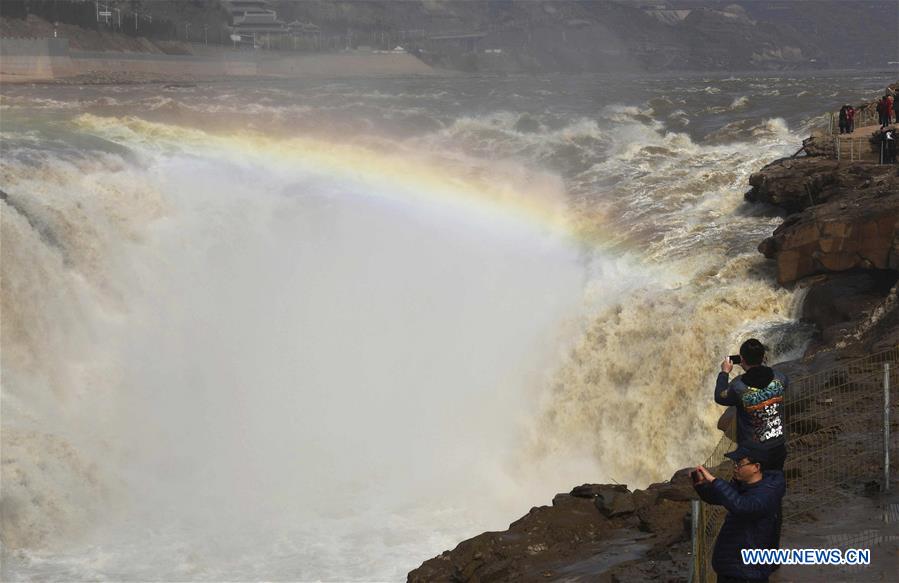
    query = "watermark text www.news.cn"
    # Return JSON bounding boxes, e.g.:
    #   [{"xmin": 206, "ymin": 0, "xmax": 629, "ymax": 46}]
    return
[{"xmin": 741, "ymin": 548, "xmax": 871, "ymax": 566}]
